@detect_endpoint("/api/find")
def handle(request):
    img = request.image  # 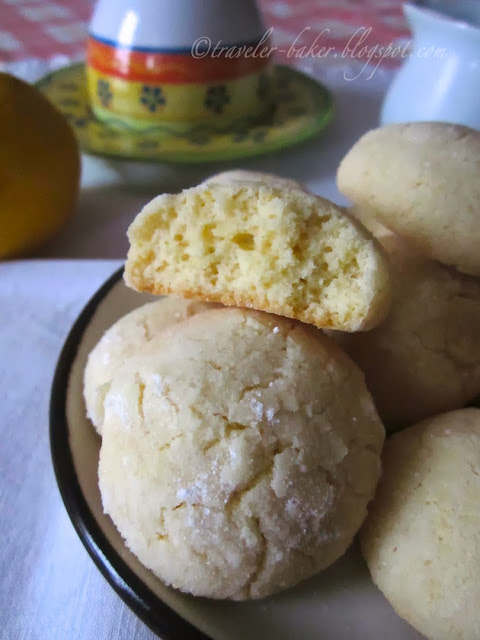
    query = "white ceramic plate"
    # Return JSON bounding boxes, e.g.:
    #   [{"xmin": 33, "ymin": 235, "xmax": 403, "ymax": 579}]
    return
[{"xmin": 50, "ymin": 267, "xmax": 424, "ymax": 640}]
